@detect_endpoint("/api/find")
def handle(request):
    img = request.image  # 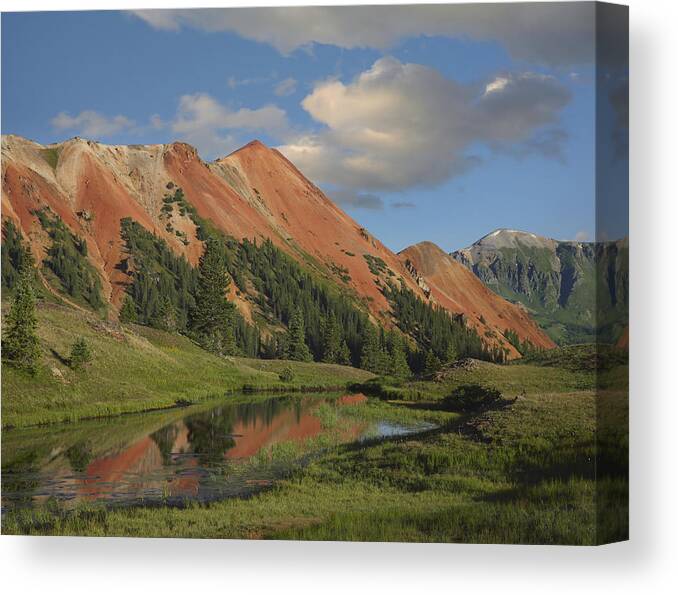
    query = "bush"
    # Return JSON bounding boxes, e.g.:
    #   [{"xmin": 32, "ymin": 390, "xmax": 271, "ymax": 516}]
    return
[
  {"xmin": 69, "ymin": 337, "xmax": 93, "ymax": 370},
  {"xmin": 279, "ymin": 366, "xmax": 294, "ymax": 382},
  {"xmin": 442, "ymin": 384, "xmax": 510, "ymax": 413}
]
